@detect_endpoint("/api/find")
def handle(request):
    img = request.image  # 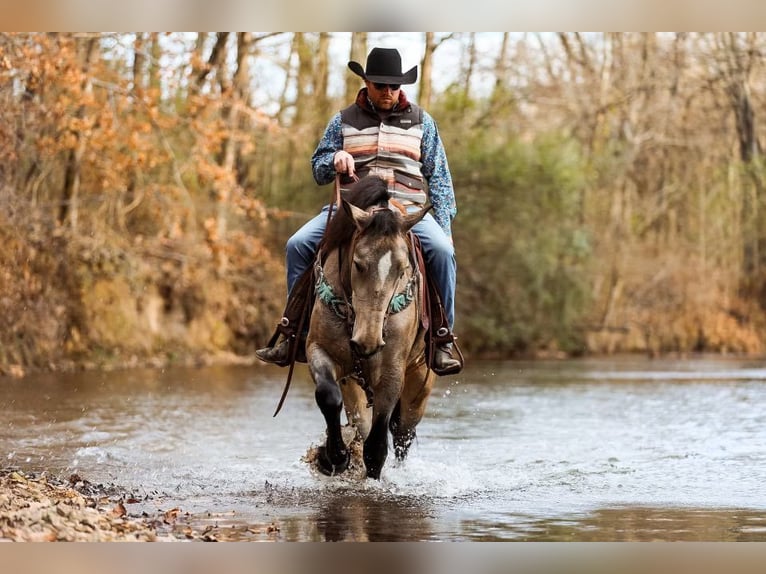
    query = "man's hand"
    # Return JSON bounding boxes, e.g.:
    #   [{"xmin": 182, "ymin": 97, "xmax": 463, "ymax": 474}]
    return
[{"xmin": 333, "ymin": 151, "xmax": 357, "ymax": 180}]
